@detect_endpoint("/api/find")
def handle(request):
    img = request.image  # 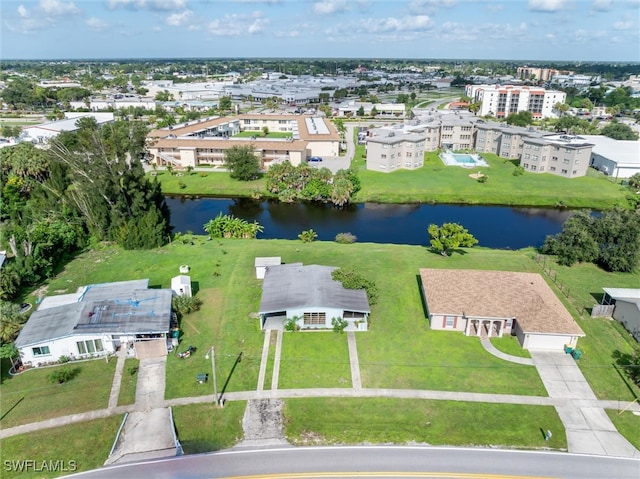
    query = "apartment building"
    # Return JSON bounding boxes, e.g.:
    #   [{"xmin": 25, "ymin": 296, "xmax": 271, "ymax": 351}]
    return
[
  {"xmin": 520, "ymin": 135, "xmax": 592, "ymax": 178},
  {"xmin": 516, "ymin": 67, "xmax": 558, "ymax": 82},
  {"xmin": 365, "ymin": 131, "xmax": 425, "ymax": 173},
  {"xmin": 465, "ymin": 84, "xmax": 566, "ymax": 119},
  {"xmin": 146, "ymin": 114, "xmax": 339, "ymax": 169}
]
